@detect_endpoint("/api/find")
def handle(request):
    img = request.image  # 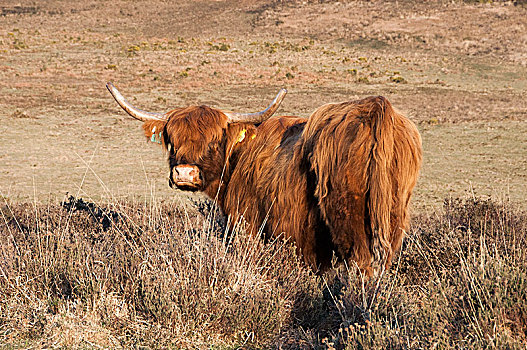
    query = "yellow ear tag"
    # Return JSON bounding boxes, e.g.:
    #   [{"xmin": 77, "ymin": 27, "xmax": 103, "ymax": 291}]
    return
[{"xmin": 237, "ymin": 129, "xmax": 247, "ymax": 143}]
